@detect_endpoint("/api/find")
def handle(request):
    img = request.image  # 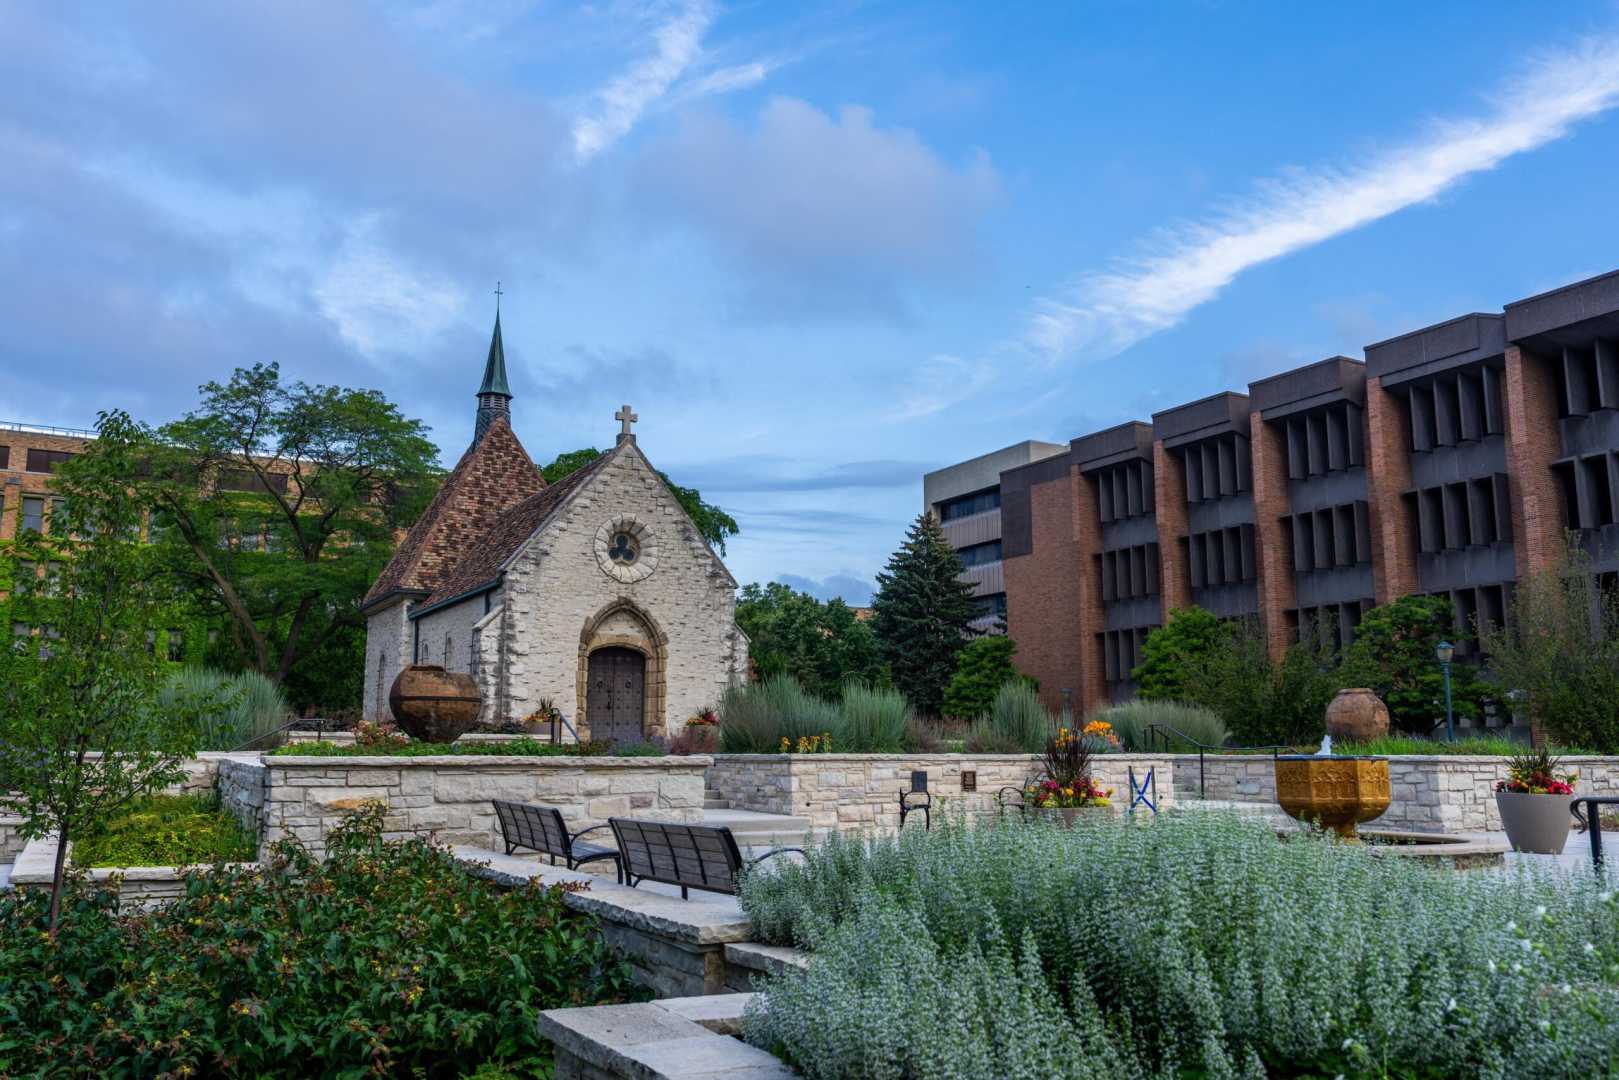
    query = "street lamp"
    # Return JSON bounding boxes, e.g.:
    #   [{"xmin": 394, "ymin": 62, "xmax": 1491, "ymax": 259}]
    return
[{"xmin": 1436, "ymin": 641, "xmax": 1455, "ymax": 742}]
